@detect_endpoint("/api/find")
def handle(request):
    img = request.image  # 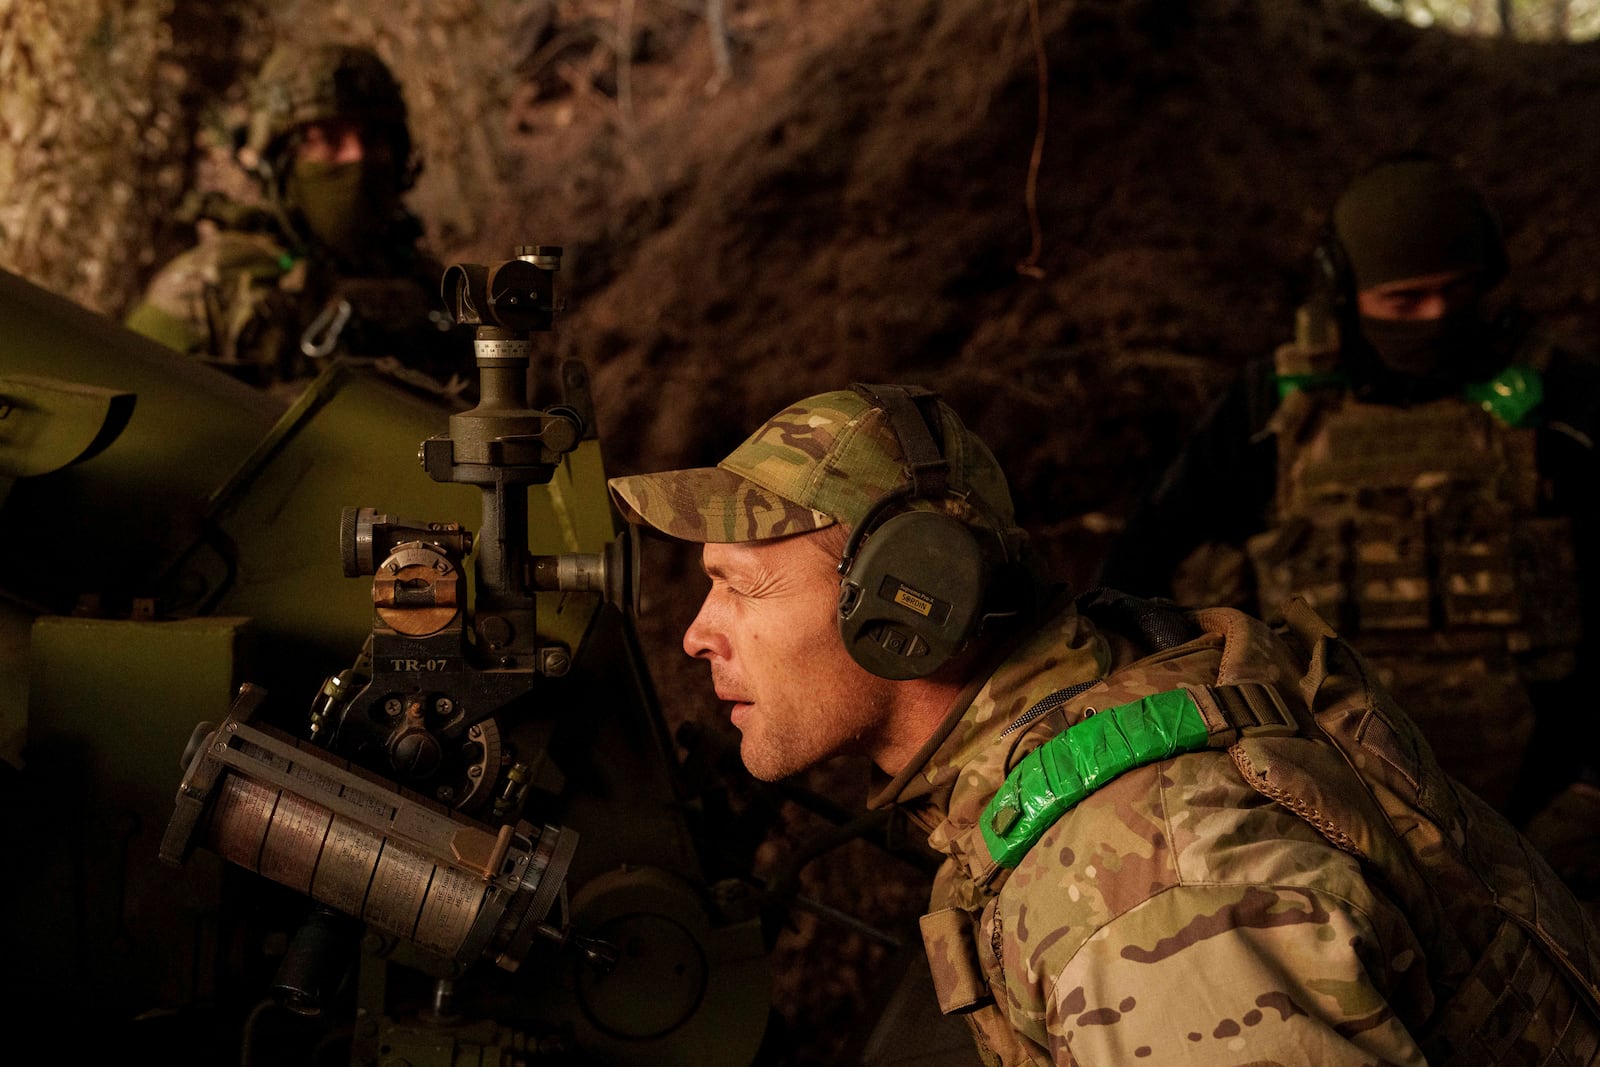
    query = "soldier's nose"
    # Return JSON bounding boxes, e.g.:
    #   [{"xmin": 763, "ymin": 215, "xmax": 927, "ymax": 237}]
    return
[
  {"xmin": 335, "ymin": 130, "xmax": 366, "ymax": 164},
  {"xmin": 683, "ymin": 600, "xmax": 726, "ymax": 661}
]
